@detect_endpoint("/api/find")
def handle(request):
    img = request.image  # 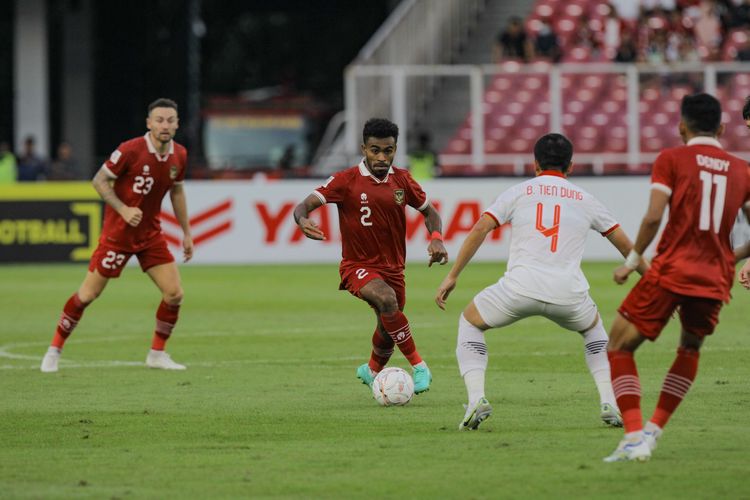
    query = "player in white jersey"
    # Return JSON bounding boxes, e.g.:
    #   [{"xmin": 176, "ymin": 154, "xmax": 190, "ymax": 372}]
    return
[{"xmin": 435, "ymin": 133, "xmax": 648, "ymax": 431}]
